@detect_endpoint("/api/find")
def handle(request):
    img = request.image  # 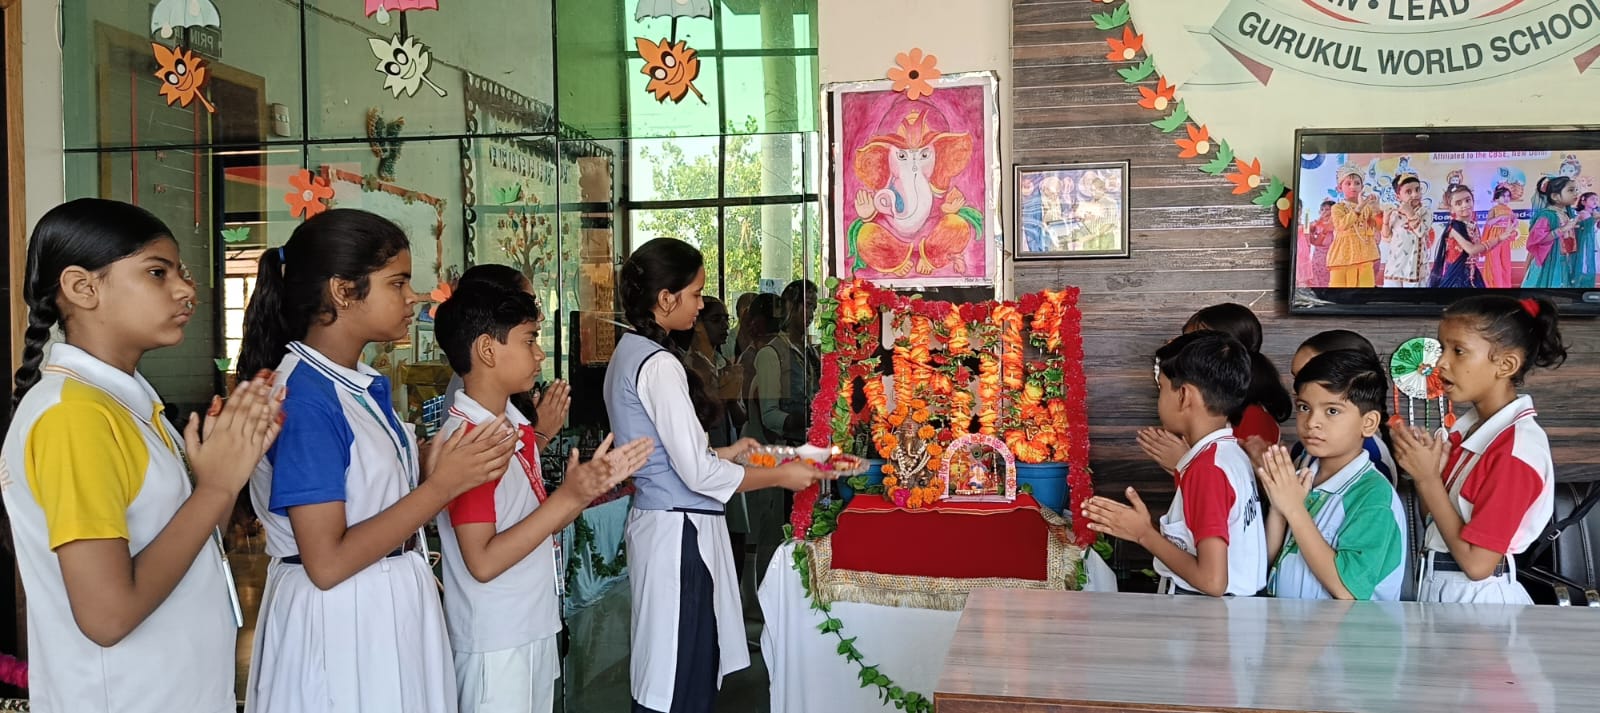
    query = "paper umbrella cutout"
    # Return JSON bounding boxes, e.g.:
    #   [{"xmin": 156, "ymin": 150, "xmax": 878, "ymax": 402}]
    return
[
  {"xmin": 152, "ymin": 43, "xmax": 215, "ymax": 113},
  {"xmin": 151, "ymin": 0, "xmax": 220, "ymax": 39},
  {"xmin": 367, "ymin": 0, "xmax": 438, "ymax": 24},
  {"xmin": 370, "ymin": 34, "xmax": 447, "ymax": 98}
]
